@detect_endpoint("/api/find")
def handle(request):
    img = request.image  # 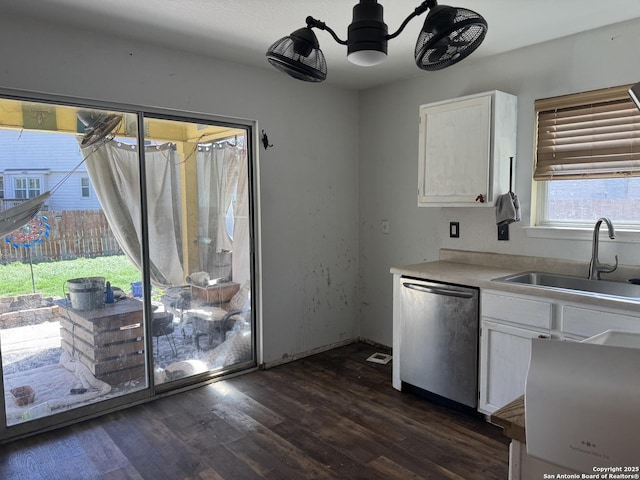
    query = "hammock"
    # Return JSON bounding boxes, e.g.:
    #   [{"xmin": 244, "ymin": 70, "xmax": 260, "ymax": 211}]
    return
[
  {"xmin": 0, "ymin": 112, "xmax": 122, "ymax": 240},
  {"xmin": 0, "ymin": 191, "xmax": 51, "ymax": 239}
]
